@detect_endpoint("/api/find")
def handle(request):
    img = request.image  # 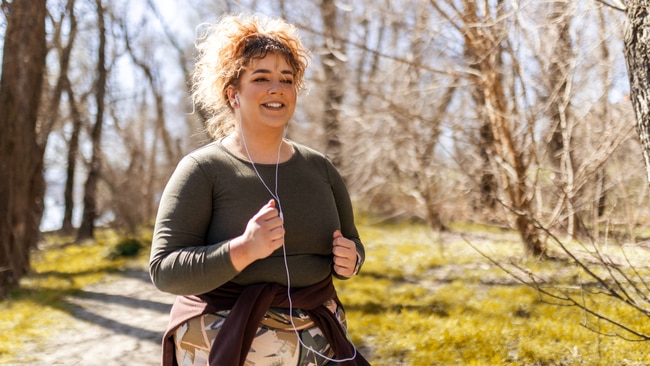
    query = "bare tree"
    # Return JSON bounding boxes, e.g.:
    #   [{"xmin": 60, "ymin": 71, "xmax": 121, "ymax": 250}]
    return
[
  {"xmin": 385, "ymin": 3, "xmax": 454, "ymax": 230},
  {"xmin": 530, "ymin": 1, "xmax": 632, "ymax": 240},
  {"xmin": 474, "ymin": 0, "xmax": 650, "ymax": 341},
  {"xmin": 543, "ymin": 1, "xmax": 581, "ymax": 235},
  {"xmin": 39, "ymin": 0, "xmax": 77, "ymax": 146},
  {"xmin": 61, "ymin": 85, "xmax": 87, "ymax": 234},
  {"xmin": 121, "ymin": 18, "xmax": 181, "ymax": 224},
  {"xmin": 624, "ymin": 0, "xmax": 650, "ymax": 188},
  {"xmin": 43, "ymin": 0, "xmax": 81, "ymax": 234},
  {"xmin": 0, "ymin": 0, "xmax": 48, "ymax": 297},
  {"xmin": 77, "ymin": 0, "xmax": 108, "ymax": 241},
  {"xmin": 320, "ymin": 0, "xmax": 347, "ymax": 167},
  {"xmin": 432, "ymin": 0, "xmax": 546, "ymax": 256},
  {"xmin": 123, "ymin": 24, "xmax": 176, "ymax": 164},
  {"xmin": 102, "ymin": 104, "xmax": 148, "ymax": 234}
]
